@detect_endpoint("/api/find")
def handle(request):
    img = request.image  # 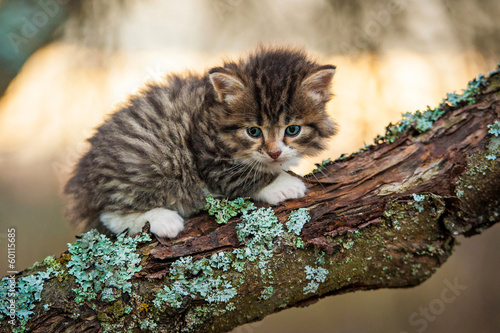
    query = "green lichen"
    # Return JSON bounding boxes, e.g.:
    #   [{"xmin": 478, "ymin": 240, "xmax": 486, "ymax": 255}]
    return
[
  {"xmin": 286, "ymin": 208, "xmax": 311, "ymax": 235},
  {"xmin": 303, "ymin": 266, "xmax": 329, "ymax": 294},
  {"xmin": 153, "ymin": 256, "xmax": 237, "ymax": 309},
  {"xmin": 342, "ymin": 240, "xmax": 355, "ymax": 250},
  {"xmin": 382, "ymin": 73, "xmax": 487, "ymax": 143},
  {"xmin": 488, "ymin": 121, "xmax": 500, "ymax": 137},
  {"xmin": 451, "ymin": 127, "xmax": 499, "ymax": 234},
  {"xmin": 310, "ymin": 158, "xmax": 333, "ymax": 174},
  {"xmin": 67, "ymin": 229, "xmax": 151, "ymax": 304},
  {"xmin": 412, "ymin": 193, "xmax": 426, "ymax": 212},
  {"xmin": 139, "ymin": 318, "xmax": 158, "ymax": 330},
  {"xmin": 260, "ymin": 286, "xmax": 274, "ymax": 300},
  {"xmin": 233, "ymin": 208, "xmax": 284, "ymax": 274},
  {"xmin": 295, "ymin": 237, "xmax": 305, "ymax": 249},
  {"xmin": 0, "ymin": 268, "xmax": 61, "ymax": 332},
  {"xmin": 40, "ymin": 255, "xmax": 64, "ymax": 272},
  {"xmin": 209, "ymin": 252, "xmax": 232, "ymax": 271},
  {"xmin": 443, "ymin": 74, "xmax": 486, "ymax": 106},
  {"xmin": 204, "ymin": 195, "xmax": 256, "ymax": 224},
  {"xmin": 30, "ymin": 255, "xmax": 64, "ymax": 273},
  {"xmin": 316, "ymin": 251, "xmax": 326, "ymax": 265},
  {"xmin": 236, "ymin": 208, "xmax": 283, "ymax": 244},
  {"xmin": 154, "ymin": 204, "xmax": 316, "ymax": 321}
]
